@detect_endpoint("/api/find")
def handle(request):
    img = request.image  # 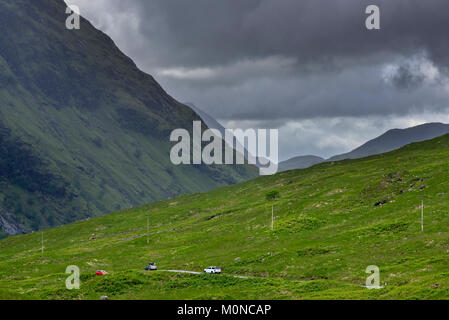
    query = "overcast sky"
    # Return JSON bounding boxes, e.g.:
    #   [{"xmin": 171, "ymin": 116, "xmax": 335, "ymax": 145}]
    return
[{"xmin": 65, "ymin": 0, "xmax": 449, "ymax": 161}]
